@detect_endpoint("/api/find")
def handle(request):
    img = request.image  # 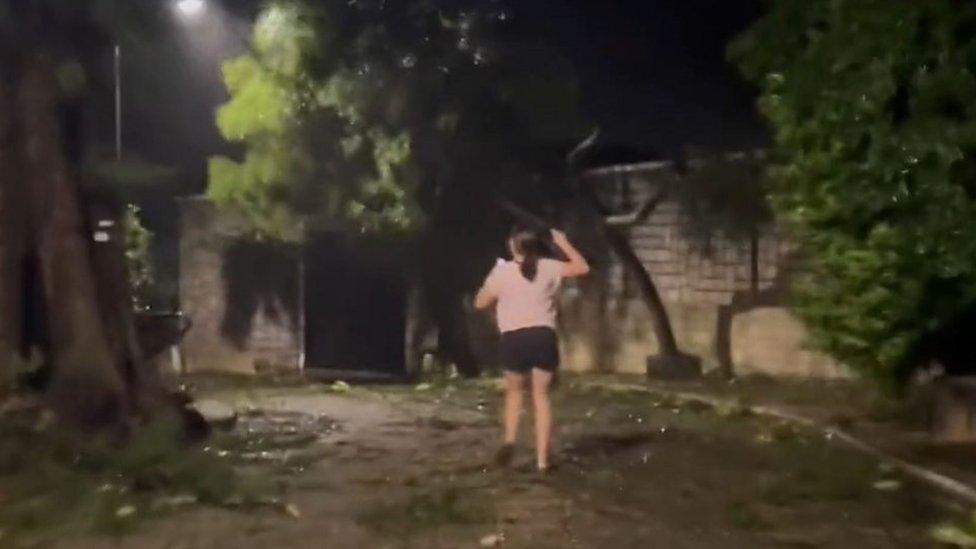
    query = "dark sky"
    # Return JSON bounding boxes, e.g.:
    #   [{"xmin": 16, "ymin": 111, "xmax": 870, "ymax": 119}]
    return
[
  {"xmin": 515, "ymin": 0, "xmax": 766, "ymax": 157},
  {"xmin": 118, "ymin": 0, "xmax": 255, "ymax": 189},
  {"xmin": 122, "ymin": 0, "xmax": 766, "ymax": 188}
]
